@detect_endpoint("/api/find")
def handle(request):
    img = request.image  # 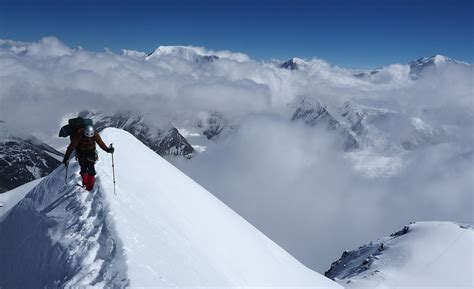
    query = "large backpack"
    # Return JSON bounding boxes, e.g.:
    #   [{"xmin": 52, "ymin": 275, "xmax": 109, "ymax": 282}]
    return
[{"xmin": 59, "ymin": 117, "xmax": 93, "ymax": 141}]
